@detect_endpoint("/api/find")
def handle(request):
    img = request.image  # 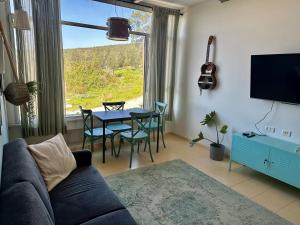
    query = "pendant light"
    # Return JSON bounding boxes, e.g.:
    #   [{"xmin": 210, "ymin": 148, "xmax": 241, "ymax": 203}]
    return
[
  {"xmin": 13, "ymin": 8, "xmax": 30, "ymax": 30},
  {"xmin": 106, "ymin": 1, "xmax": 131, "ymax": 41},
  {"xmin": 106, "ymin": 17, "xmax": 131, "ymax": 41}
]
